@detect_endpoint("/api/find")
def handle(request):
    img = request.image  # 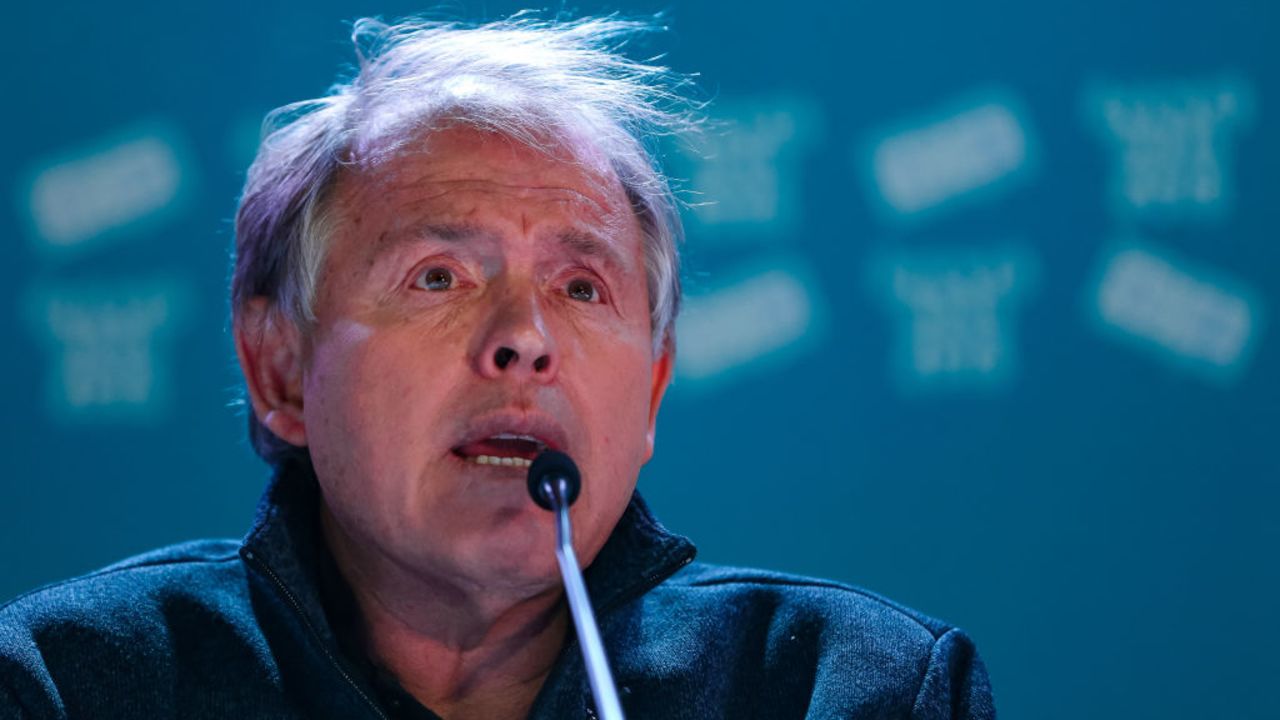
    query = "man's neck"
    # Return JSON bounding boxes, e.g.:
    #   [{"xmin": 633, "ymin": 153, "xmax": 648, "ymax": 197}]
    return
[
  {"xmin": 320, "ymin": 509, "xmax": 569, "ymax": 720},
  {"xmin": 360, "ymin": 587, "xmax": 567, "ymax": 720}
]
